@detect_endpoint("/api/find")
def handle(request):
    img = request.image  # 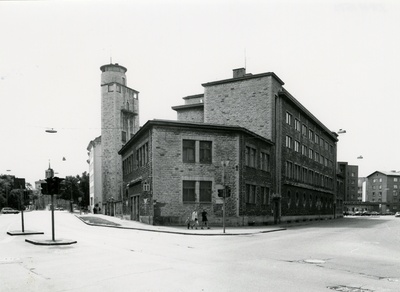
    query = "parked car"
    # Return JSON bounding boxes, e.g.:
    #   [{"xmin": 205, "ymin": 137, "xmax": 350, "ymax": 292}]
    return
[
  {"xmin": 1, "ymin": 207, "xmax": 20, "ymax": 214},
  {"xmin": 395, "ymin": 212, "xmax": 400, "ymax": 217},
  {"xmin": 370, "ymin": 211, "xmax": 380, "ymax": 216}
]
